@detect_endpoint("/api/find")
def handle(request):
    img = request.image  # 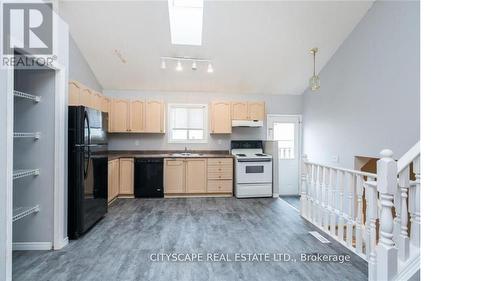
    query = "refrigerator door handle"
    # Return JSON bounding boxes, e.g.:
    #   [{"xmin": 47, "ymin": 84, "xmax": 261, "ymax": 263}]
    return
[{"xmin": 84, "ymin": 110, "xmax": 91, "ymax": 145}]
